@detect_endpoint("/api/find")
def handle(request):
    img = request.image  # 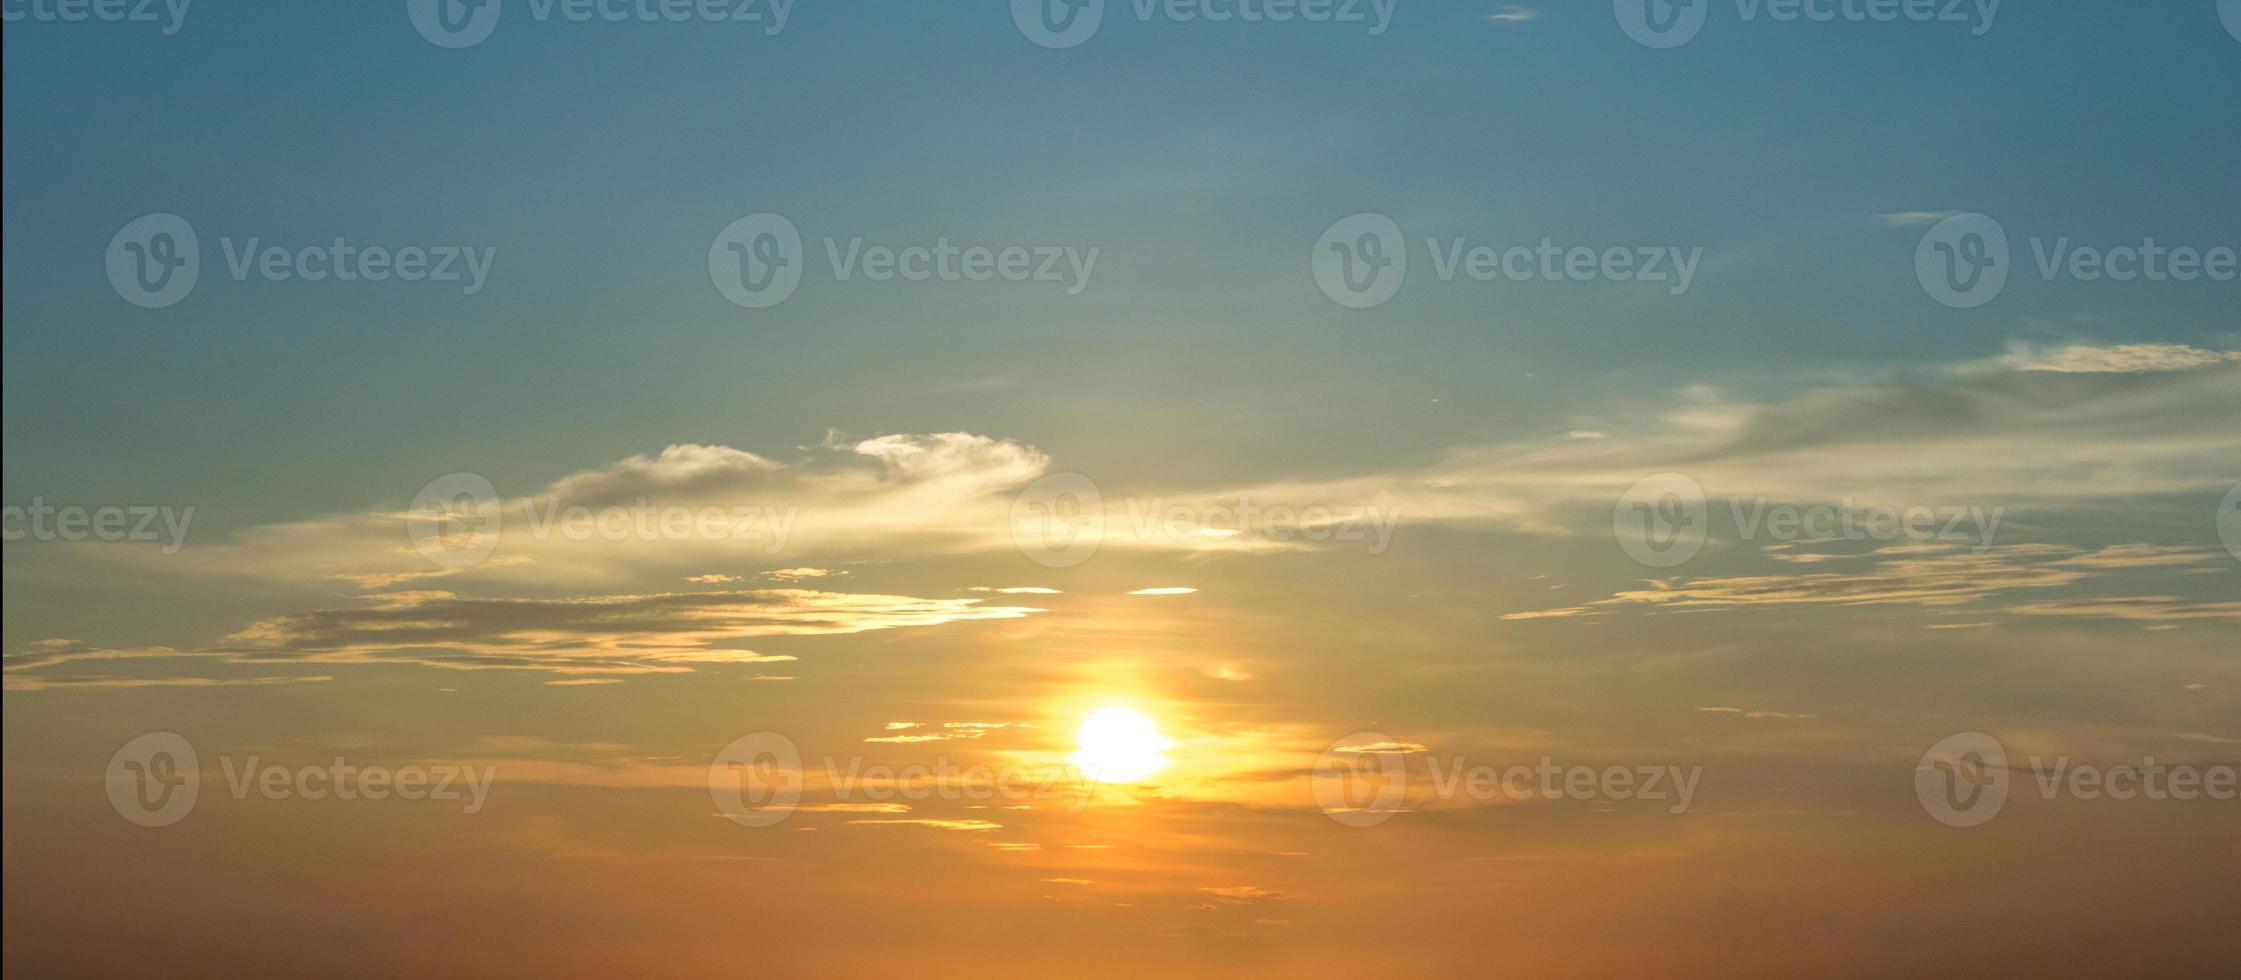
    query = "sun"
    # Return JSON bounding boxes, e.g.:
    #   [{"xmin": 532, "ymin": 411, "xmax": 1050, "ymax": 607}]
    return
[{"xmin": 1070, "ymin": 707, "xmax": 1173, "ymax": 784}]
